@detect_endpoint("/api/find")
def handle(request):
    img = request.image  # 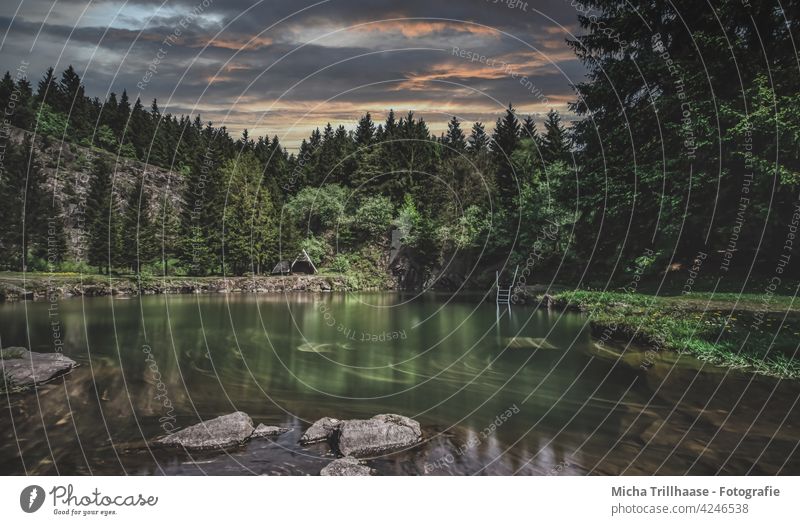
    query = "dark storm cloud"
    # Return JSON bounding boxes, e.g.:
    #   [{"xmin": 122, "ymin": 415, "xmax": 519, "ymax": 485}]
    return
[{"xmin": 0, "ymin": 0, "xmax": 585, "ymax": 146}]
